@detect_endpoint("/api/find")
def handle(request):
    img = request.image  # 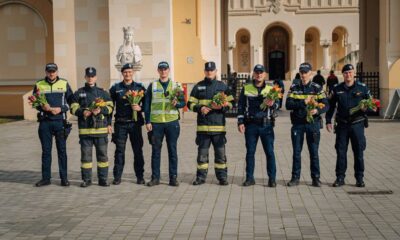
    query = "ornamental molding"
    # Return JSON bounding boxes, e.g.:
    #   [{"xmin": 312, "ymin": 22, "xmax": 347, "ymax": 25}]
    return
[{"xmin": 228, "ymin": 0, "xmax": 359, "ymax": 16}]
